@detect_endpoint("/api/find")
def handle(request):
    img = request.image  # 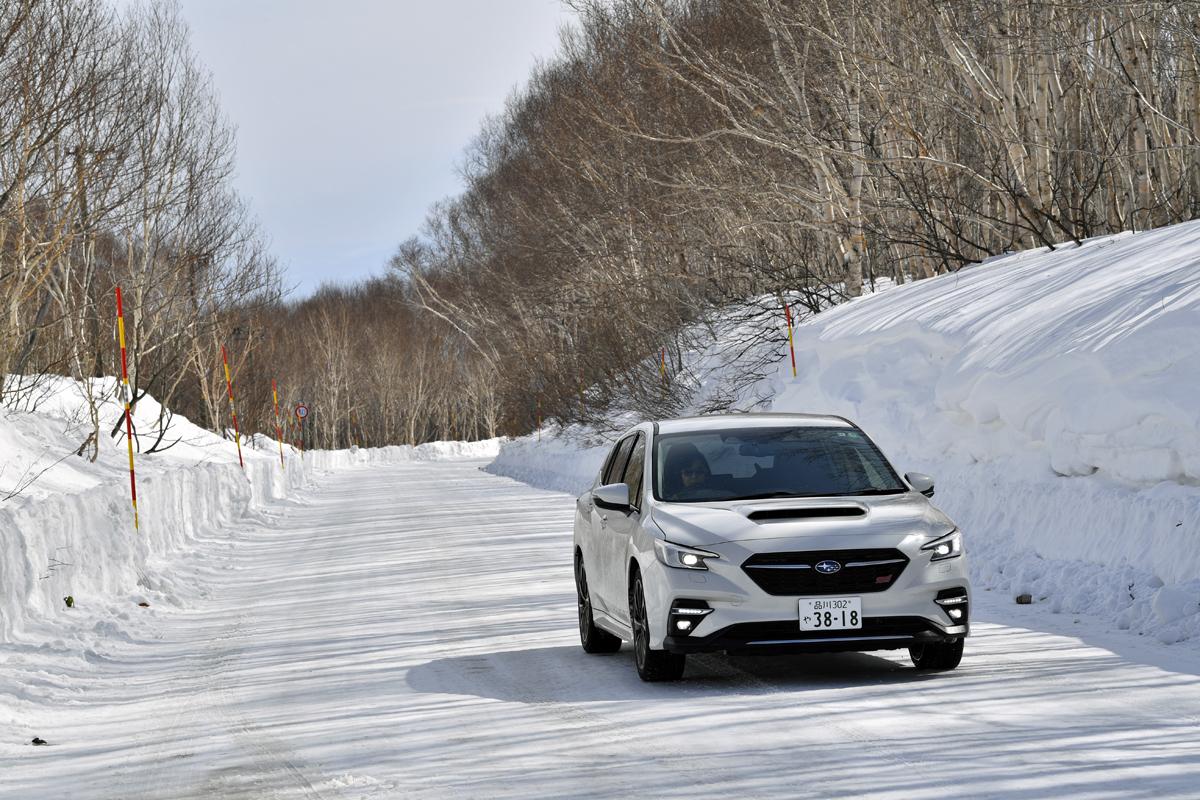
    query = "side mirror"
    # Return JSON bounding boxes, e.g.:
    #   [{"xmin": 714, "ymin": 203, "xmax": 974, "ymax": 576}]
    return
[
  {"xmin": 594, "ymin": 483, "xmax": 632, "ymax": 511},
  {"xmin": 905, "ymin": 472, "xmax": 935, "ymax": 498}
]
